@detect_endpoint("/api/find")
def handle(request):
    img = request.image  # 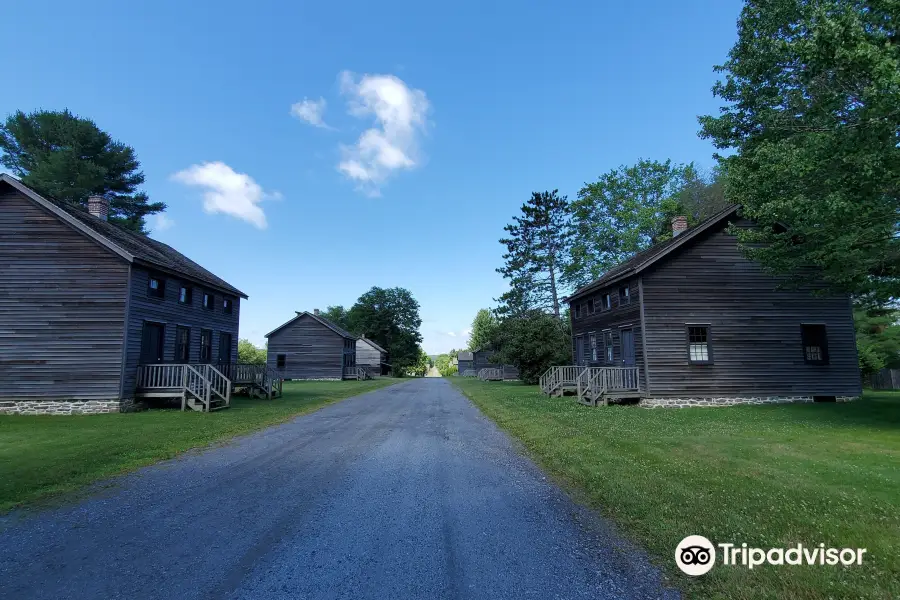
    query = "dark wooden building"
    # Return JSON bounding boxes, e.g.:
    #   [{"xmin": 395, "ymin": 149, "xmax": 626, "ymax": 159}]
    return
[
  {"xmin": 0, "ymin": 175, "xmax": 247, "ymax": 414},
  {"xmin": 265, "ymin": 310, "xmax": 358, "ymax": 380},
  {"xmin": 457, "ymin": 351, "xmax": 475, "ymax": 374},
  {"xmin": 357, "ymin": 336, "xmax": 390, "ymax": 376},
  {"xmin": 565, "ymin": 207, "xmax": 861, "ymax": 407}
]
